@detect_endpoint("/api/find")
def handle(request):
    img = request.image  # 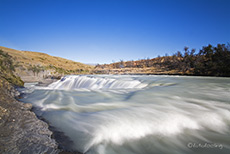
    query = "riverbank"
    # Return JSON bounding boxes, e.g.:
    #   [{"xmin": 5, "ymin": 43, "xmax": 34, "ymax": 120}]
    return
[
  {"xmin": 0, "ymin": 79, "xmax": 59, "ymax": 154},
  {"xmin": 0, "ymin": 76, "xmax": 84, "ymax": 154}
]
